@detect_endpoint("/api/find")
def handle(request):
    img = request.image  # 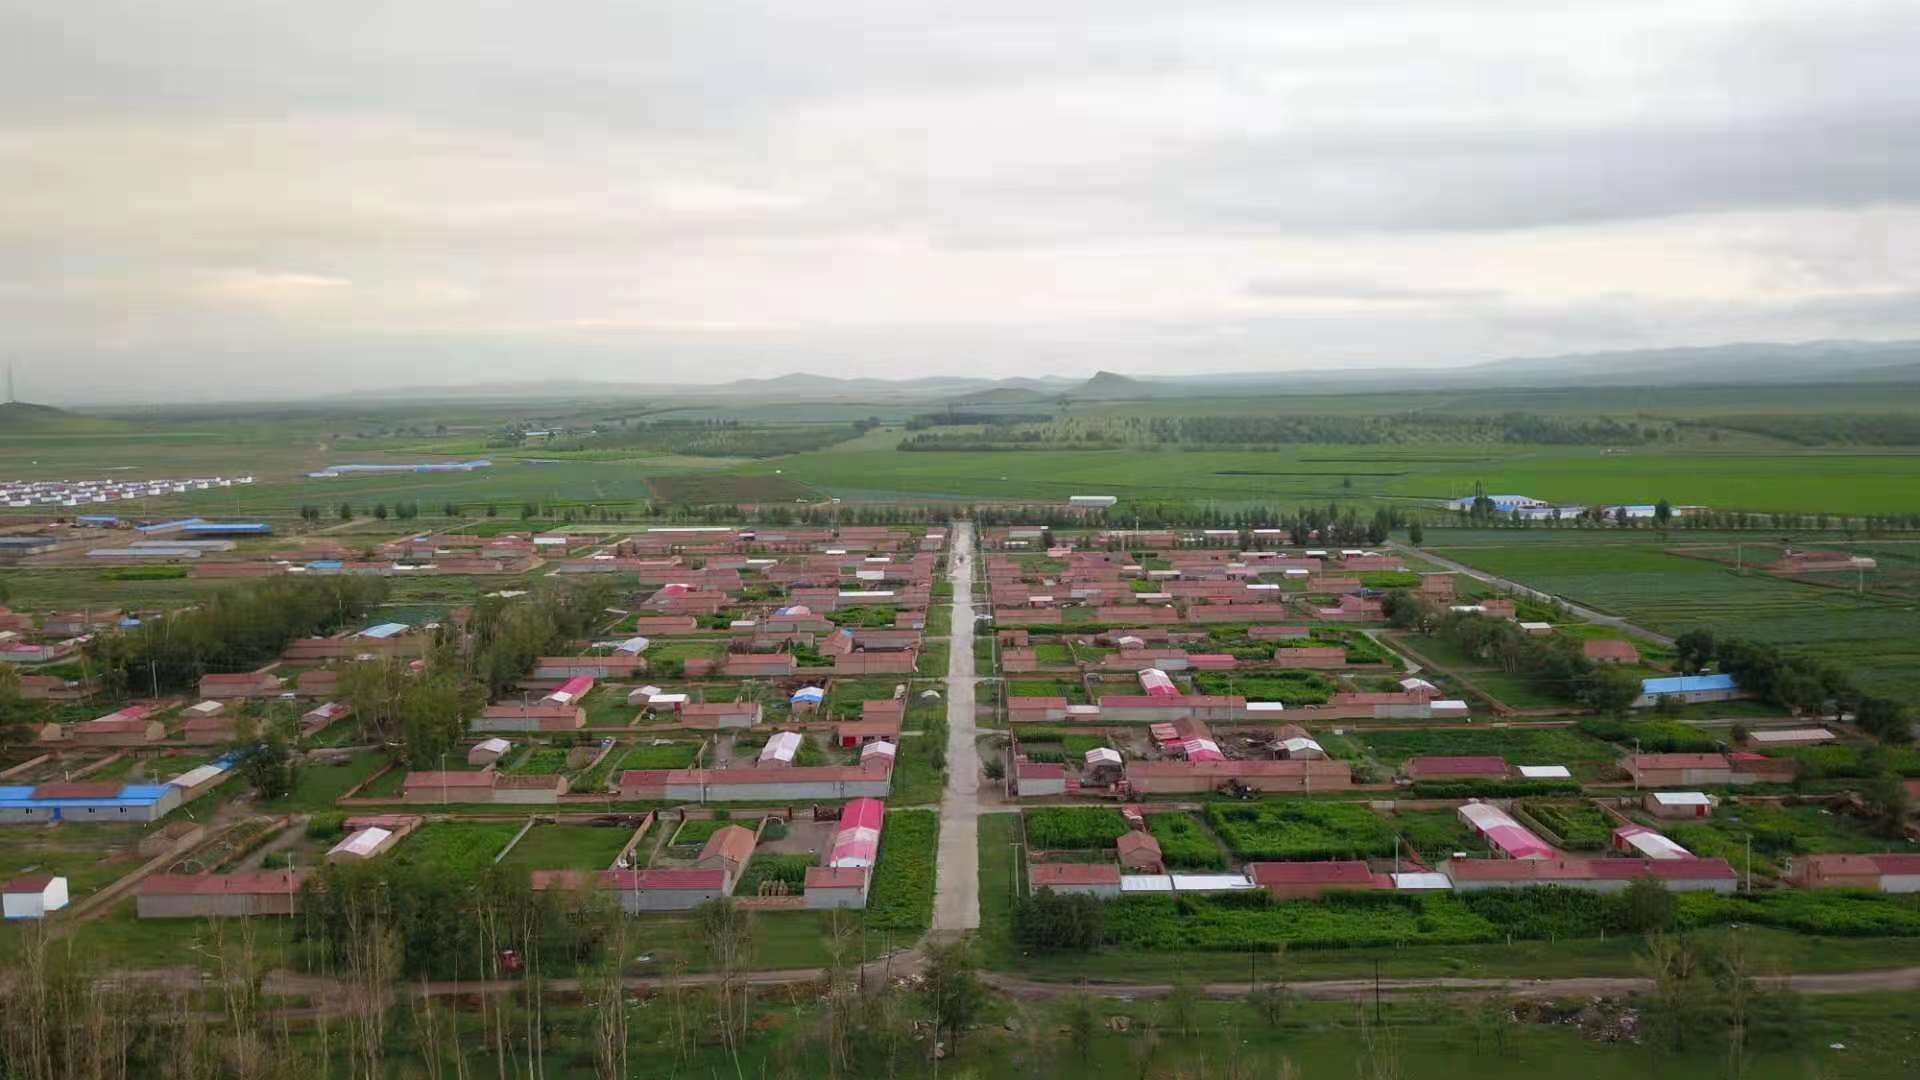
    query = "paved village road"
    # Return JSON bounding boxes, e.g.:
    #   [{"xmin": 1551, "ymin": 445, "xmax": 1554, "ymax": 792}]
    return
[
  {"xmin": 1392, "ymin": 540, "xmax": 1675, "ymax": 647},
  {"xmin": 931, "ymin": 521, "xmax": 982, "ymax": 934}
]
